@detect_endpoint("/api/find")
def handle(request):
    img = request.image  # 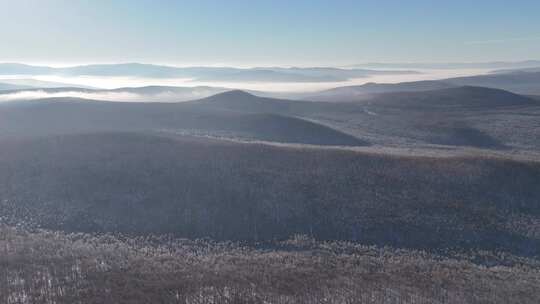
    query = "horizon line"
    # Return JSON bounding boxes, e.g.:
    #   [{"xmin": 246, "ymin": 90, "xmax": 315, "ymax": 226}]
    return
[{"xmin": 1, "ymin": 59, "xmax": 540, "ymax": 69}]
